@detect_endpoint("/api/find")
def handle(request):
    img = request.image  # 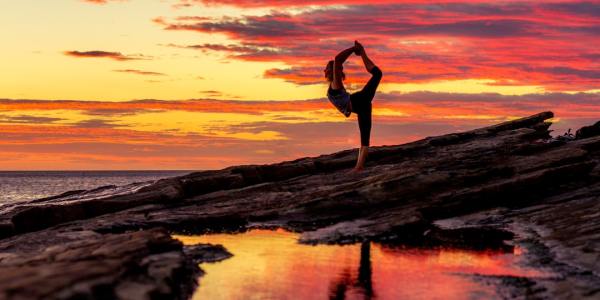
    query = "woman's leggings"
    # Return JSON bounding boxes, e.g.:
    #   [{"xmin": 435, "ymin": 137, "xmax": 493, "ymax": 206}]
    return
[{"xmin": 350, "ymin": 66, "xmax": 382, "ymax": 147}]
